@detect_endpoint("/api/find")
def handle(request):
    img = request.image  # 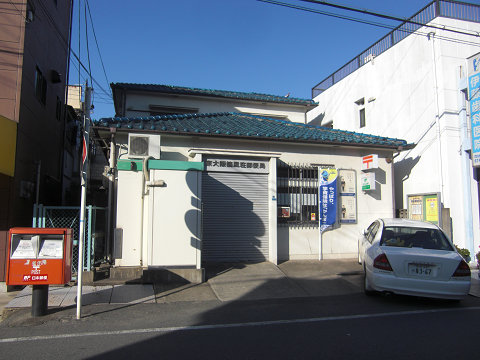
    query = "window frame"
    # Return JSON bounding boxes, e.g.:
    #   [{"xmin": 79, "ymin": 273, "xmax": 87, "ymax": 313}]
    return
[
  {"xmin": 35, "ymin": 66, "xmax": 47, "ymax": 105},
  {"xmin": 277, "ymin": 162, "xmax": 319, "ymax": 227},
  {"xmin": 366, "ymin": 221, "xmax": 380, "ymax": 243}
]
